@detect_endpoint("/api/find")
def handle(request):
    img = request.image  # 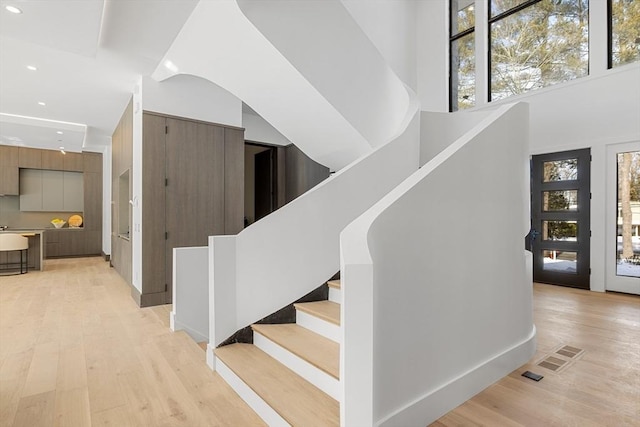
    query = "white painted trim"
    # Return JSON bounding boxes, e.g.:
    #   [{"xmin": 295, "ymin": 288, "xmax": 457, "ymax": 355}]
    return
[
  {"xmin": 295, "ymin": 311, "xmax": 341, "ymax": 344},
  {"xmin": 377, "ymin": 327, "xmax": 537, "ymax": 427},
  {"xmin": 171, "ymin": 319, "xmax": 208, "ymax": 344},
  {"xmin": 206, "ymin": 344, "xmax": 215, "ymax": 370},
  {"xmin": 169, "ymin": 310, "xmax": 176, "ymax": 331},
  {"xmin": 328, "ymin": 287, "xmax": 341, "ymax": 304},
  {"xmin": 253, "ymin": 331, "xmax": 340, "ymax": 401},
  {"xmin": 216, "ymin": 357, "xmax": 291, "ymax": 427}
]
